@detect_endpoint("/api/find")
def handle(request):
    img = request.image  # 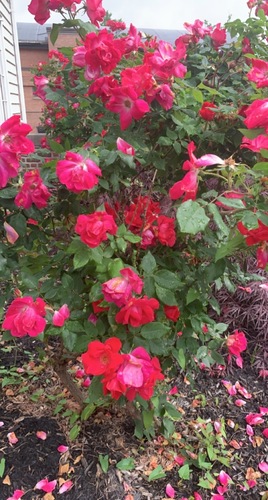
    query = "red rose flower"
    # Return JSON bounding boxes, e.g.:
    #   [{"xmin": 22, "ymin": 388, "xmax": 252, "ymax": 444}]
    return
[
  {"xmin": 81, "ymin": 337, "xmax": 123, "ymax": 375},
  {"xmin": 164, "ymin": 305, "xmax": 180, "ymax": 322},
  {"xmin": 199, "ymin": 101, "xmax": 217, "ymax": 121},
  {"xmin": 2, "ymin": 296, "xmax": 47, "ymax": 337},
  {"xmin": 115, "ymin": 296, "xmax": 159, "ymax": 327},
  {"xmin": 75, "ymin": 211, "xmax": 118, "ymax": 248},
  {"xmin": 157, "ymin": 215, "xmax": 176, "ymax": 247}
]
